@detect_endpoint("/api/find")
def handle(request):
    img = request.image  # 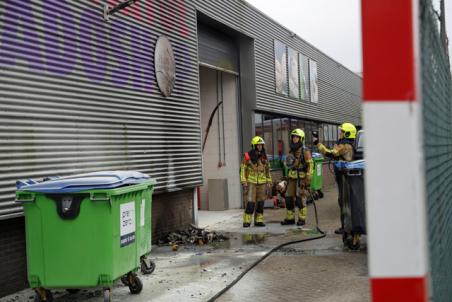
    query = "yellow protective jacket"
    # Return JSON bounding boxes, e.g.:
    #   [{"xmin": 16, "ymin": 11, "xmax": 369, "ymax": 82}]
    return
[
  {"xmin": 240, "ymin": 150, "xmax": 272, "ymax": 185},
  {"xmin": 317, "ymin": 139, "xmax": 354, "ymax": 162},
  {"xmin": 287, "ymin": 147, "xmax": 314, "ymax": 179}
]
